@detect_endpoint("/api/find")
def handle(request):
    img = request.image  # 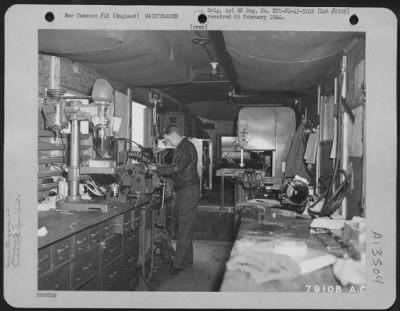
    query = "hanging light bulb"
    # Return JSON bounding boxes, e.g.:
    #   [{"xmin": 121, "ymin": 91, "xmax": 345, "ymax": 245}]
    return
[{"xmin": 210, "ymin": 62, "xmax": 219, "ymax": 76}]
